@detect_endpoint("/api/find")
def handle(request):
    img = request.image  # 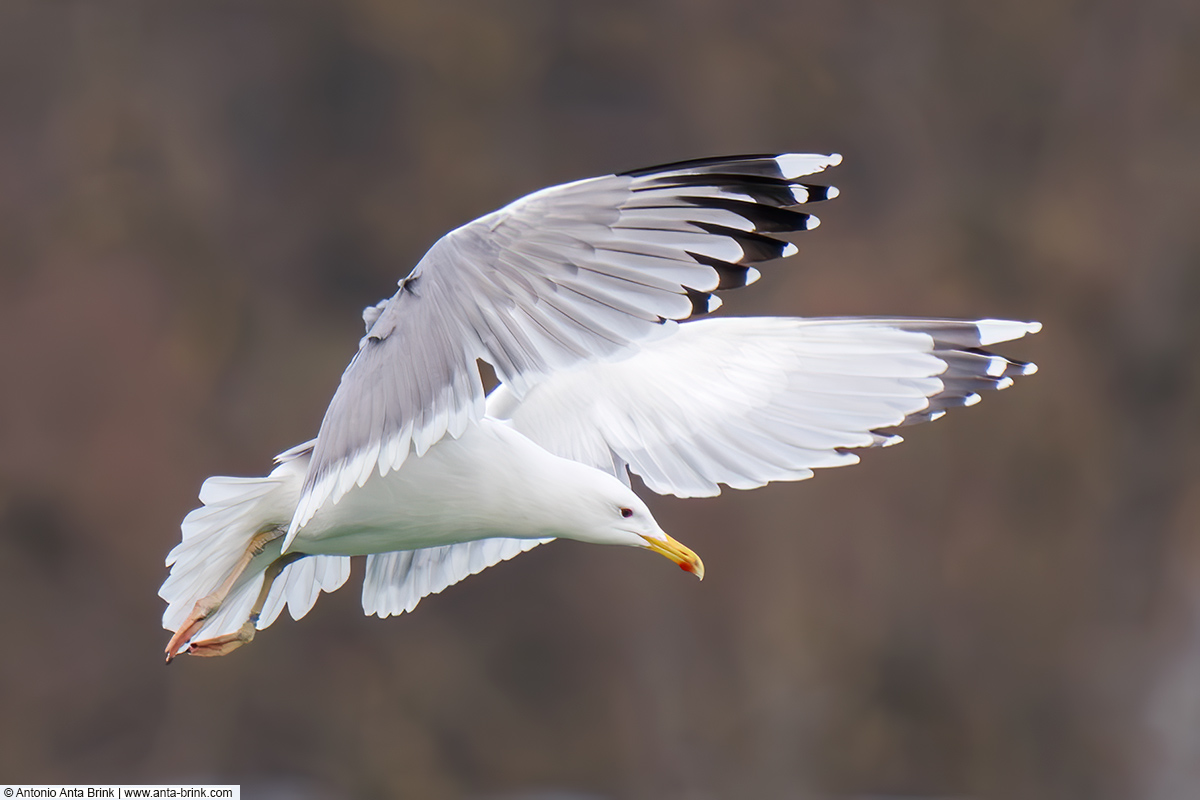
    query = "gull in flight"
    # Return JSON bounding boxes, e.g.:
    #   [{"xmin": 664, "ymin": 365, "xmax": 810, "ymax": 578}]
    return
[{"xmin": 161, "ymin": 153, "xmax": 1040, "ymax": 662}]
